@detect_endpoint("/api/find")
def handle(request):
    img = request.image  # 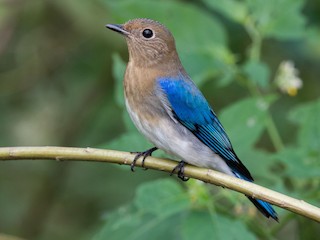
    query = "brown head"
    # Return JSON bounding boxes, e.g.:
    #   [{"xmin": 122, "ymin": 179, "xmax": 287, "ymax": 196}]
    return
[{"xmin": 106, "ymin": 18, "xmax": 179, "ymax": 68}]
